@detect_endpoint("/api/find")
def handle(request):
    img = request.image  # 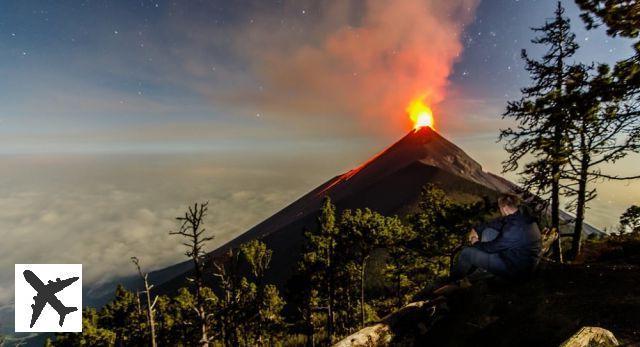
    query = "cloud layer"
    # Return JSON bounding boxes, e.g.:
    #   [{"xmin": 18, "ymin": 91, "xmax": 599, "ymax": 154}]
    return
[{"xmin": 0, "ymin": 151, "xmax": 346, "ymax": 311}]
